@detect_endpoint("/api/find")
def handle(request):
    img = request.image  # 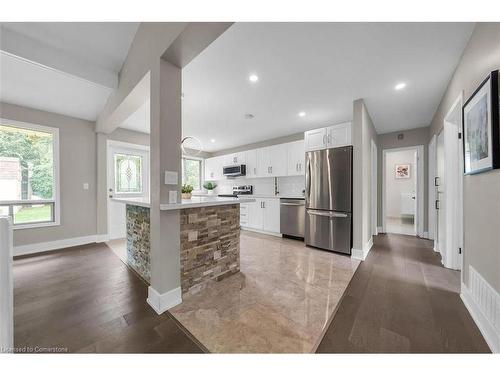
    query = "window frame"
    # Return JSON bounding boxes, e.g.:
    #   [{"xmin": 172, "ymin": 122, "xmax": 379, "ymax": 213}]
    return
[
  {"xmin": 181, "ymin": 155, "xmax": 204, "ymax": 193},
  {"xmin": 0, "ymin": 118, "xmax": 60, "ymax": 230}
]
